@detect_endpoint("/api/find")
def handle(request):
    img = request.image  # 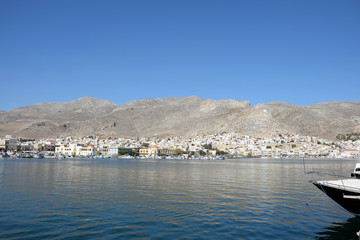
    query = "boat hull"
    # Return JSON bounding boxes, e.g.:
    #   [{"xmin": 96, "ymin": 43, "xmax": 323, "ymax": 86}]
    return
[
  {"xmin": 351, "ymin": 172, "xmax": 360, "ymax": 179},
  {"xmin": 313, "ymin": 181, "xmax": 360, "ymax": 214}
]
